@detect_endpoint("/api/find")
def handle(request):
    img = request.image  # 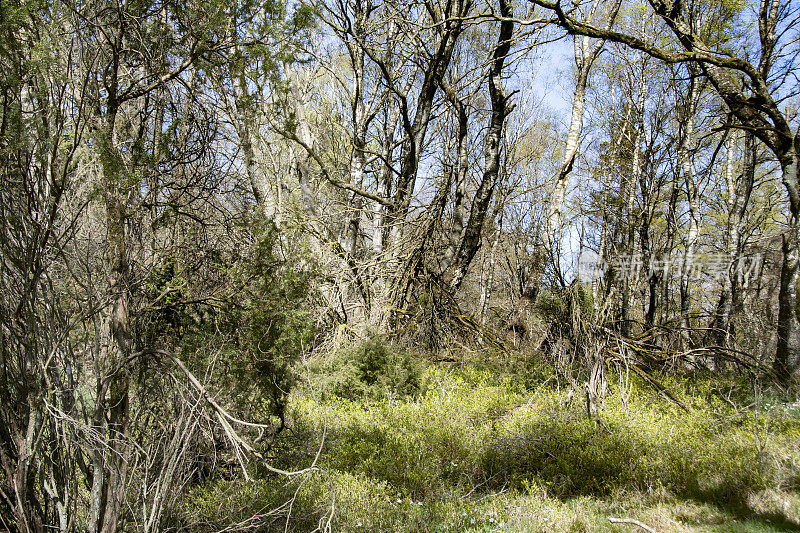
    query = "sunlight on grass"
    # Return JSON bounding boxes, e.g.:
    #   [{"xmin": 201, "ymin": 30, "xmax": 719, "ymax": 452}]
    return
[{"xmin": 181, "ymin": 361, "xmax": 800, "ymax": 531}]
